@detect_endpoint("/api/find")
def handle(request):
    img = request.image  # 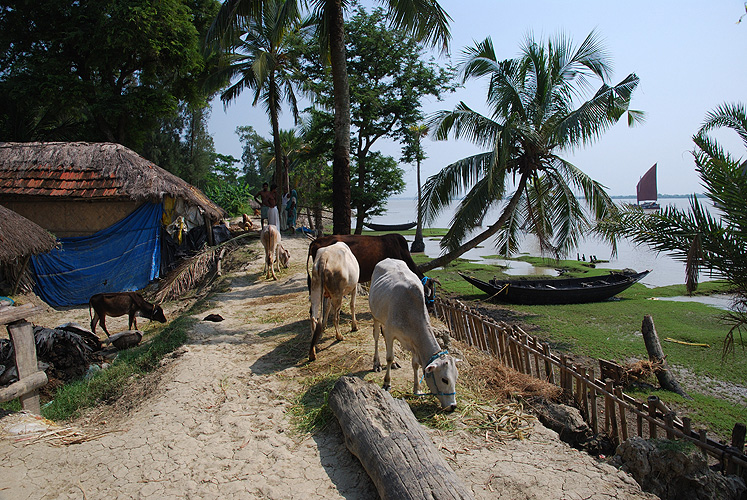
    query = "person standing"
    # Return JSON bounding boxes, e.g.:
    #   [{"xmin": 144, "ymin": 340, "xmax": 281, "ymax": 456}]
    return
[
  {"xmin": 267, "ymin": 183, "xmax": 280, "ymax": 227},
  {"xmin": 286, "ymin": 189, "xmax": 298, "ymax": 233},
  {"xmin": 254, "ymin": 182, "xmax": 273, "ymax": 229},
  {"xmin": 280, "ymin": 190, "xmax": 290, "ymax": 231}
]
